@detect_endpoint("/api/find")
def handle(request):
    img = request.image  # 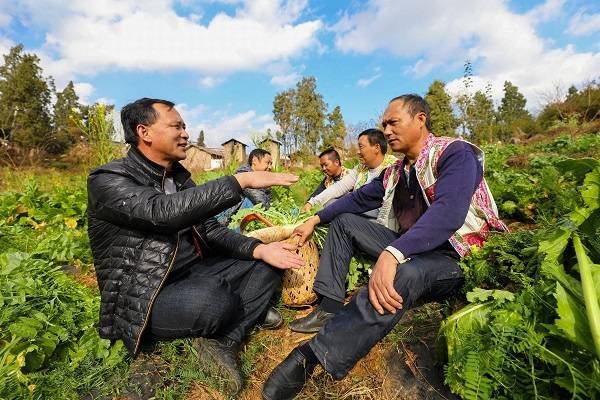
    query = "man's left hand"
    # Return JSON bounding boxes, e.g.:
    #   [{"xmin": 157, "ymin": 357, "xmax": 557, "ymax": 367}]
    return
[
  {"xmin": 368, "ymin": 250, "xmax": 403, "ymax": 315},
  {"xmin": 253, "ymin": 242, "xmax": 305, "ymax": 270}
]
